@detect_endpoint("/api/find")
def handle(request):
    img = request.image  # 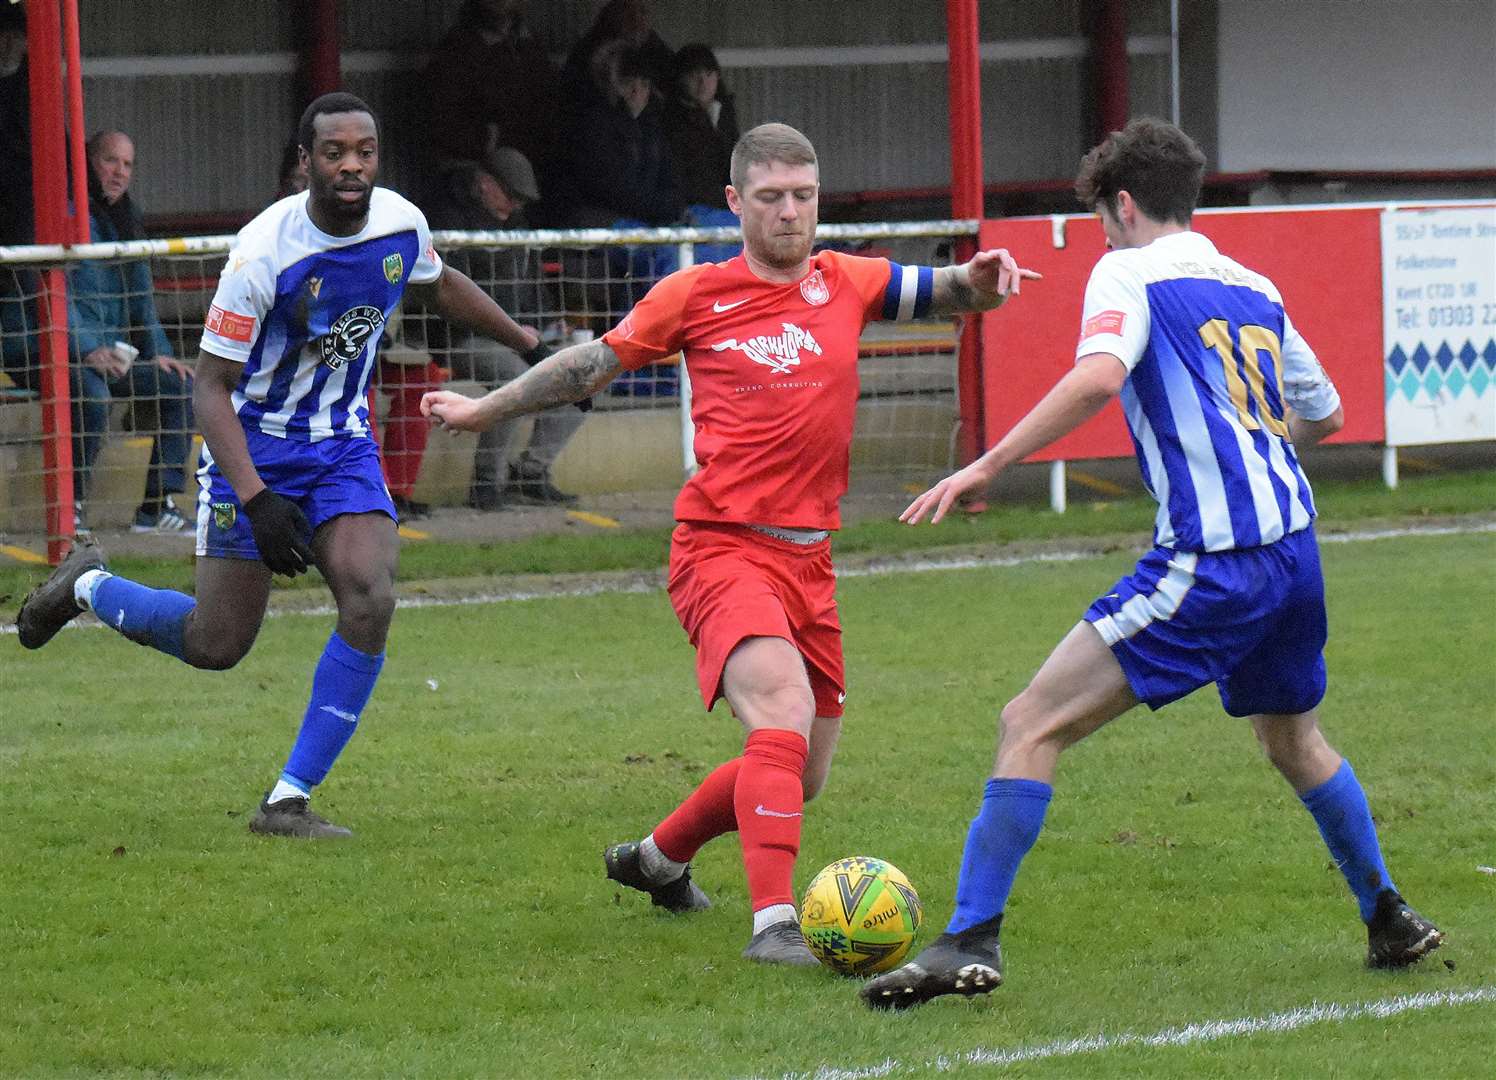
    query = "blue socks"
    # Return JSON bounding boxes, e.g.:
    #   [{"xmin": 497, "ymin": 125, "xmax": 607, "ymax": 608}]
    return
[
  {"xmin": 946, "ymin": 777, "xmax": 1053, "ymax": 934},
  {"xmin": 281, "ymin": 632, "xmax": 384, "ymax": 792},
  {"xmin": 88, "ymin": 573, "xmax": 196, "ymax": 662},
  {"xmin": 1299, "ymin": 760, "xmax": 1393, "ymax": 921}
]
